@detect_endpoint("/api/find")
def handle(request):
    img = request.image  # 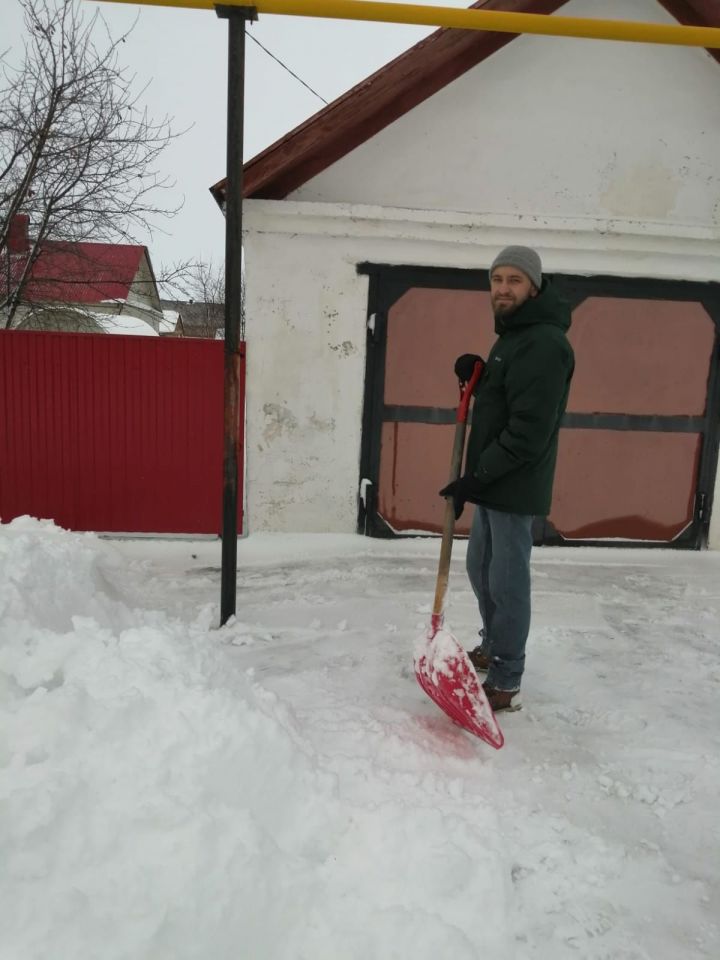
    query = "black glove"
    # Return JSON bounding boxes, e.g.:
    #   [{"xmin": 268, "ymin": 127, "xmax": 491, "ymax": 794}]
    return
[
  {"xmin": 439, "ymin": 474, "xmax": 485, "ymax": 521},
  {"xmin": 454, "ymin": 353, "xmax": 485, "ymax": 384}
]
